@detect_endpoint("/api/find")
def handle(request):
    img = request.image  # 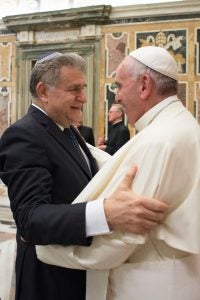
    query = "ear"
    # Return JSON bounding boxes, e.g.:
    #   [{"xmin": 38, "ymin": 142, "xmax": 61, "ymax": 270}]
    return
[
  {"xmin": 139, "ymin": 73, "xmax": 152, "ymax": 100},
  {"xmin": 36, "ymin": 82, "xmax": 48, "ymax": 103}
]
